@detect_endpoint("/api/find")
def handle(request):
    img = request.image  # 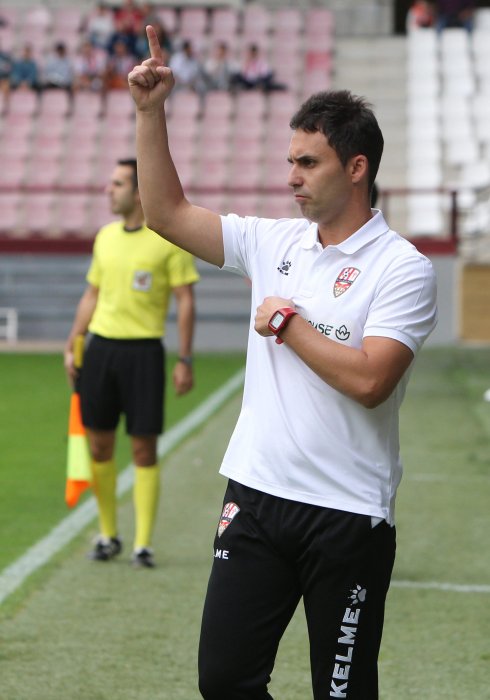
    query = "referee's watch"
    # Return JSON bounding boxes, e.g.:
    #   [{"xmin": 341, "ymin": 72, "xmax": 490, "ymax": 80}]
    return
[
  {"xmin": 178, "ymin": 356, "xmax": 193, "ymax": 367},
  {"xmin": 268, "ymin": 307, "xmax": 298, "ymax": 345}
]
